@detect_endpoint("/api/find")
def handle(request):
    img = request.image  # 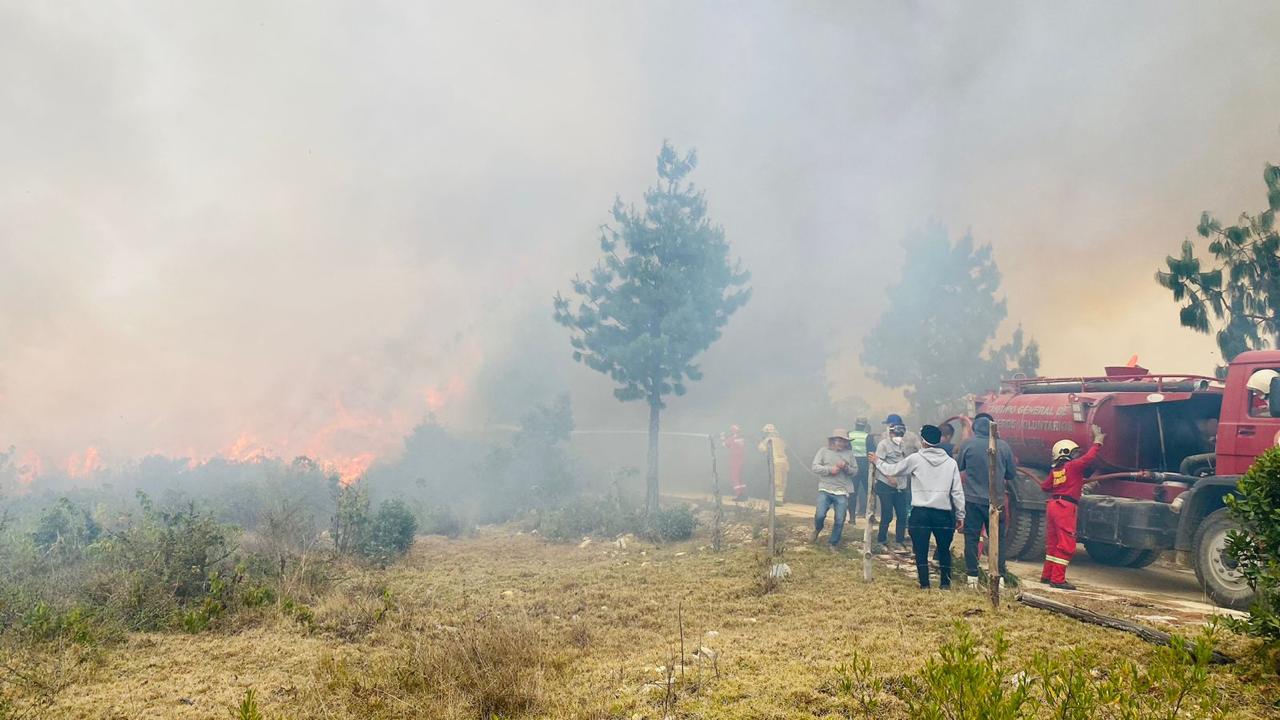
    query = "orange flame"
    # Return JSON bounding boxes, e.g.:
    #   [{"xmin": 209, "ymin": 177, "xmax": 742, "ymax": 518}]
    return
[
  {"xmin": 65, "ymin": 446, "xmax": 103, "ymax": 478},
  {"xmin": 324, "ymin": 452, "xmax": 376, "ymax": 486},
  {"xmin": 16, "ymin": 450, "xmax": 41, "ymax": 488}
]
